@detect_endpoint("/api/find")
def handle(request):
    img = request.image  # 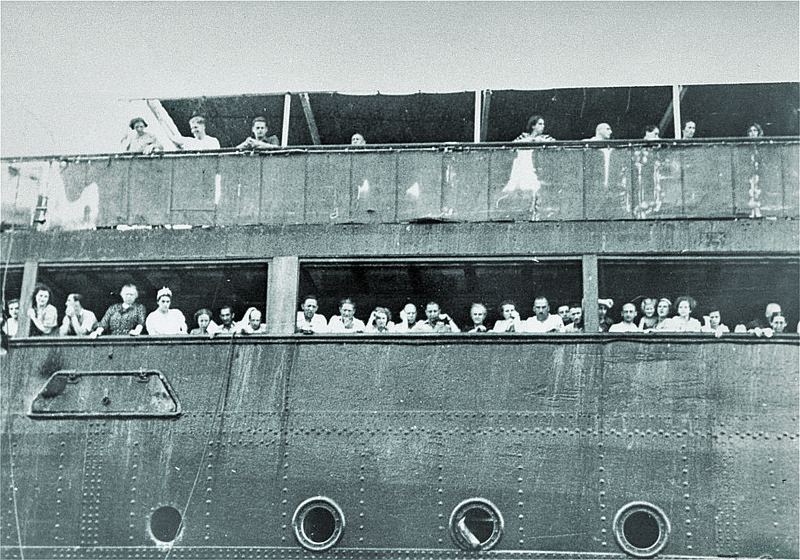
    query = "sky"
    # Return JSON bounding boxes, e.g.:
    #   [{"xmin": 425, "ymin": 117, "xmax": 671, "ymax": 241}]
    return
[{"xmin": 1, "ymin": 1, "xmax": 798, "ymax": 157}]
